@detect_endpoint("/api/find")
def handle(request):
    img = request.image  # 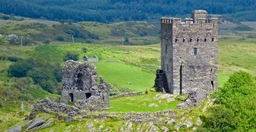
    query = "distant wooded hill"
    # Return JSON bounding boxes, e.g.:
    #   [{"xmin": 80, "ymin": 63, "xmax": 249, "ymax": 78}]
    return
[{"xmin": 0, "ymin": 0, "xmax": 256, "ymax": 22}]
